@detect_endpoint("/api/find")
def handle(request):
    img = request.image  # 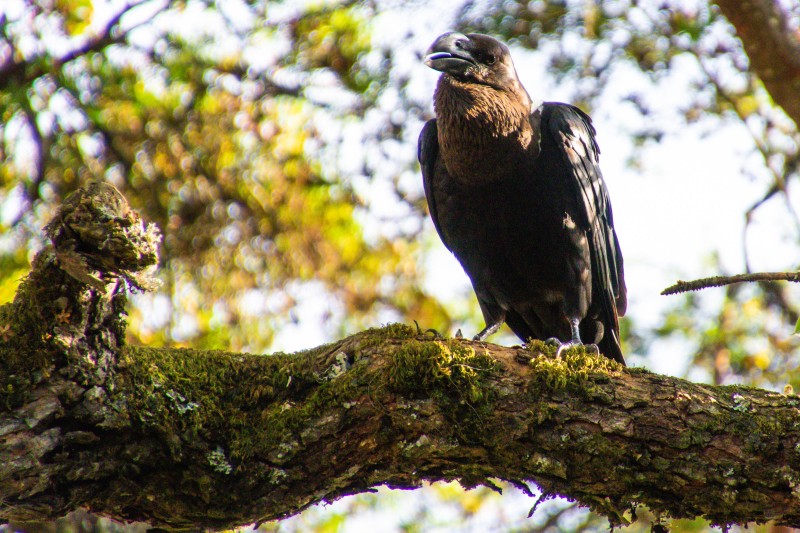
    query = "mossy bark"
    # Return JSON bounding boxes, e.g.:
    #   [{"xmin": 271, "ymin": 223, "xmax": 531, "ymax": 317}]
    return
[{"xmin": 2, "ymin": 183, "xmax": 800, "ymax": 531}]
